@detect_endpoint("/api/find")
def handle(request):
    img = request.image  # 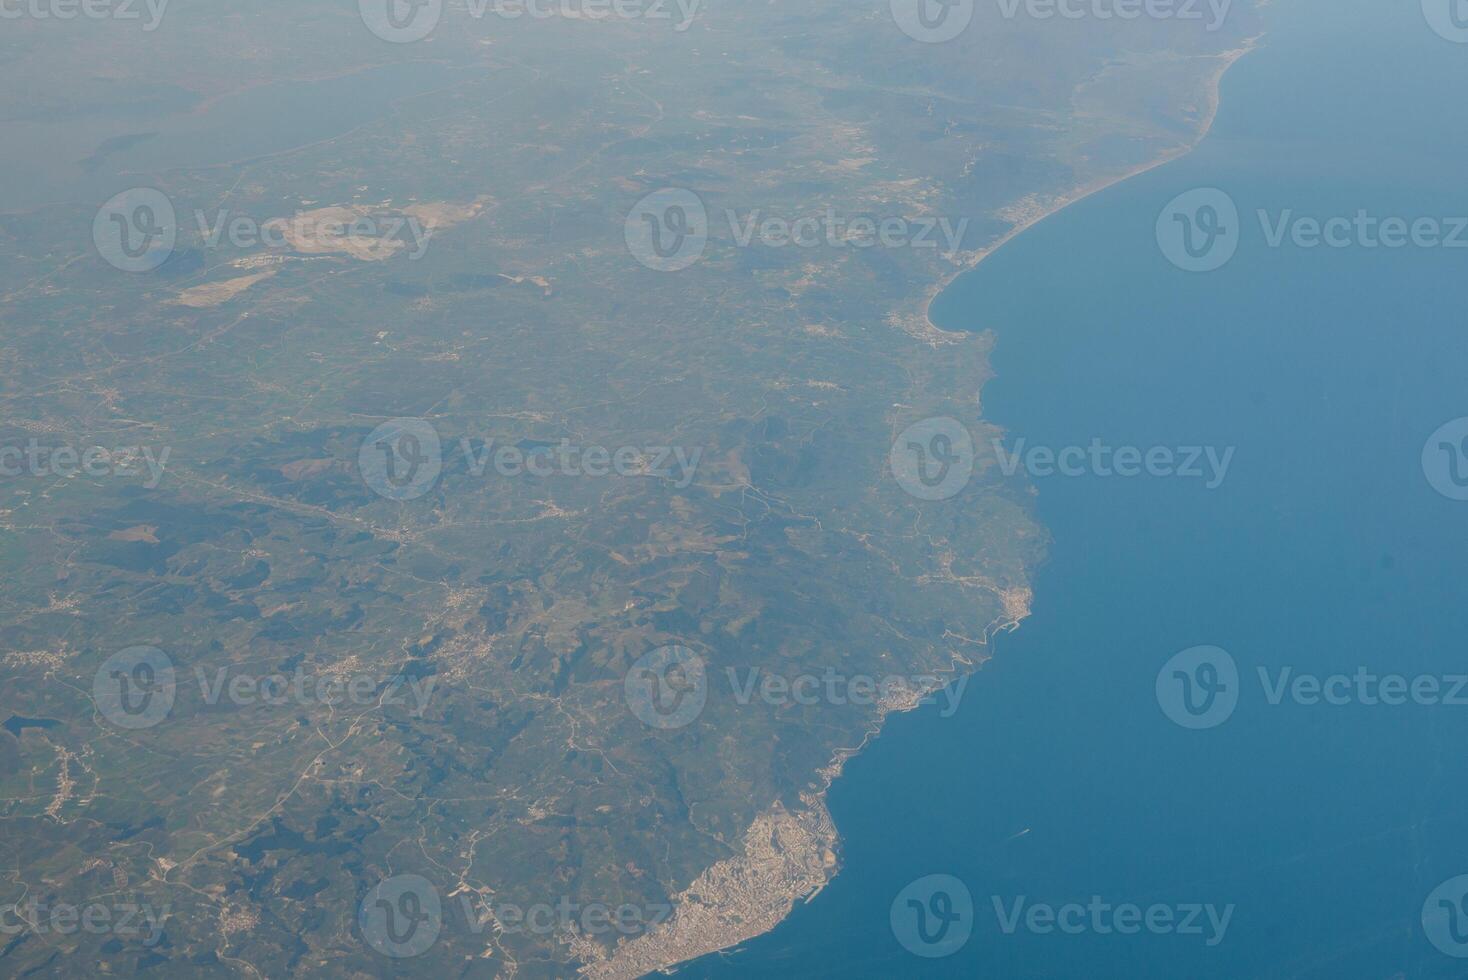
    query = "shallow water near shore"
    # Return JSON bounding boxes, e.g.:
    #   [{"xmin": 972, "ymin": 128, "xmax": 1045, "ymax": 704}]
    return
[{"xmin": 685, "ymin": 1, "xmax": 1468, "ymax": 977}]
